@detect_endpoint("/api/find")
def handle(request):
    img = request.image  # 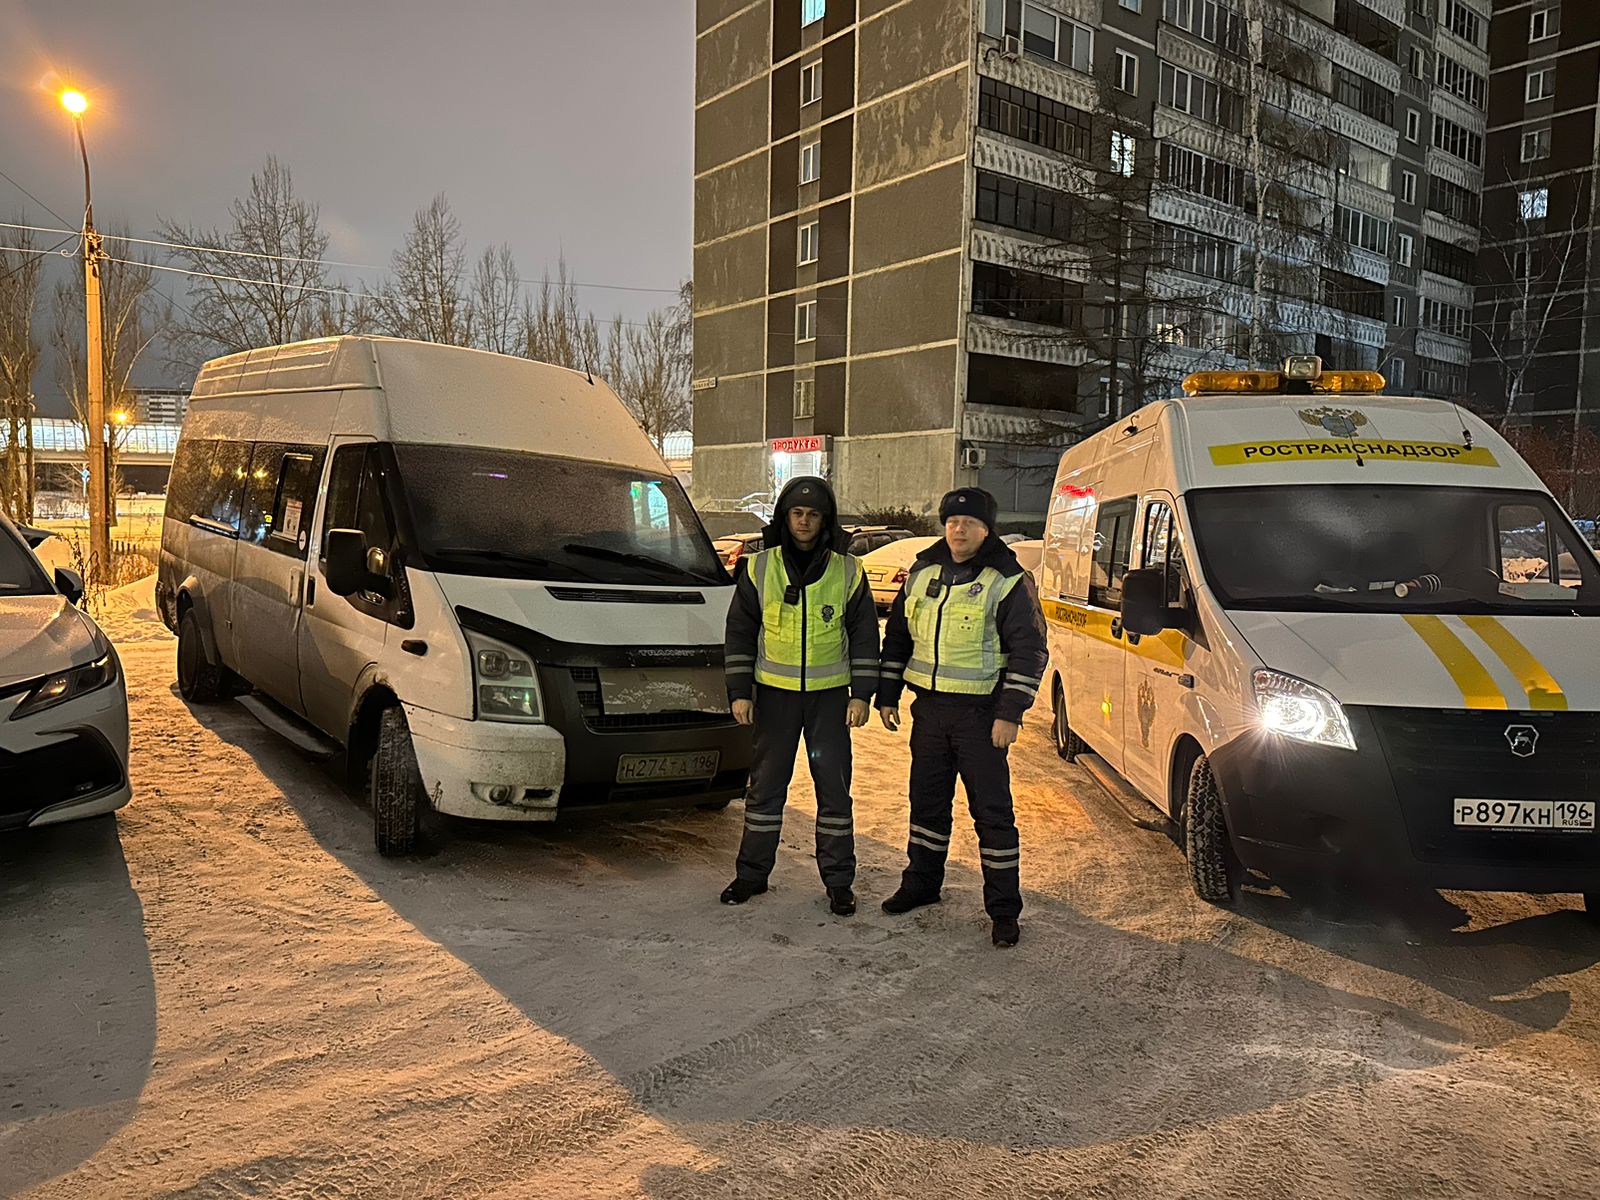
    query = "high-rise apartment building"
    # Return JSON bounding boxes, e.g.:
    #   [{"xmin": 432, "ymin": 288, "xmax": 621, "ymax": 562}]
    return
[
  {"xmin": 693, "ymin": 0, "xmax": 1490, "ymax": 521},
  {"xmin": 1470, "ymin": 0, "xmax": 1598, "ymax": 506}
]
